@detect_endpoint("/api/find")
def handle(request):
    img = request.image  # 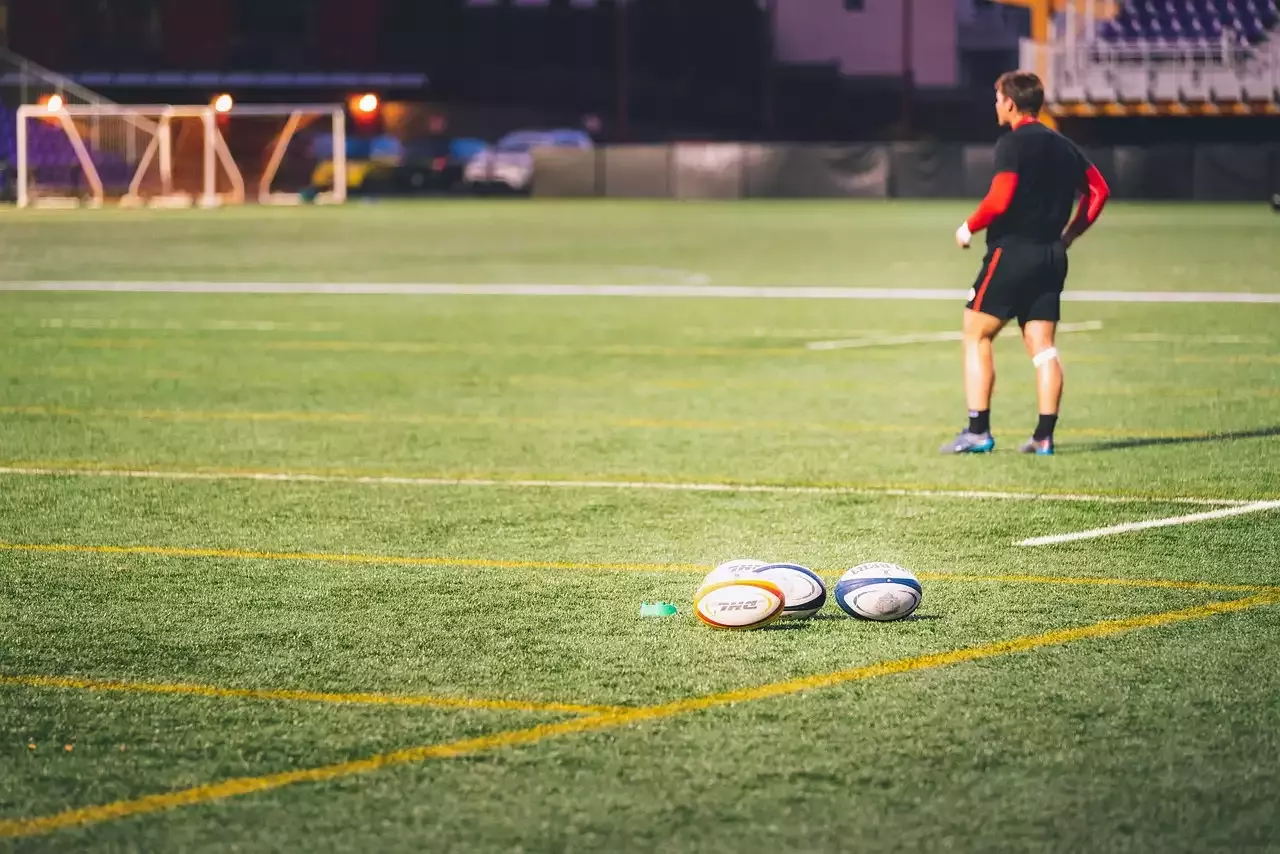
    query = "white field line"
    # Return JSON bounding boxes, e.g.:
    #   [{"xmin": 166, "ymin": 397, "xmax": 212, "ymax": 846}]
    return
[
  {"xmin": 0, "ymin": 465, "xmax": 1252, "ymax": 507},
  {"xmin": 808, "ymin": 320, "xmax": 1103, "ymax": 351},
  {"xmin": 1018, "ymin": 500, "xmax": 1280, "ymax": 546},
  {"xmin": 1119, "ymin": 333, "xmax": 1272, "ymax": 345},
  {"xmin": 10, "ymin": 318, "xmax": 342, "ymax": 332},
  {"xmin": 2, "ymin": 281, "xmax": 1280, "ymax": 303},
  {"xmin": 616, "ymin": 267, "xmax": 710, "ymax": 286}
]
